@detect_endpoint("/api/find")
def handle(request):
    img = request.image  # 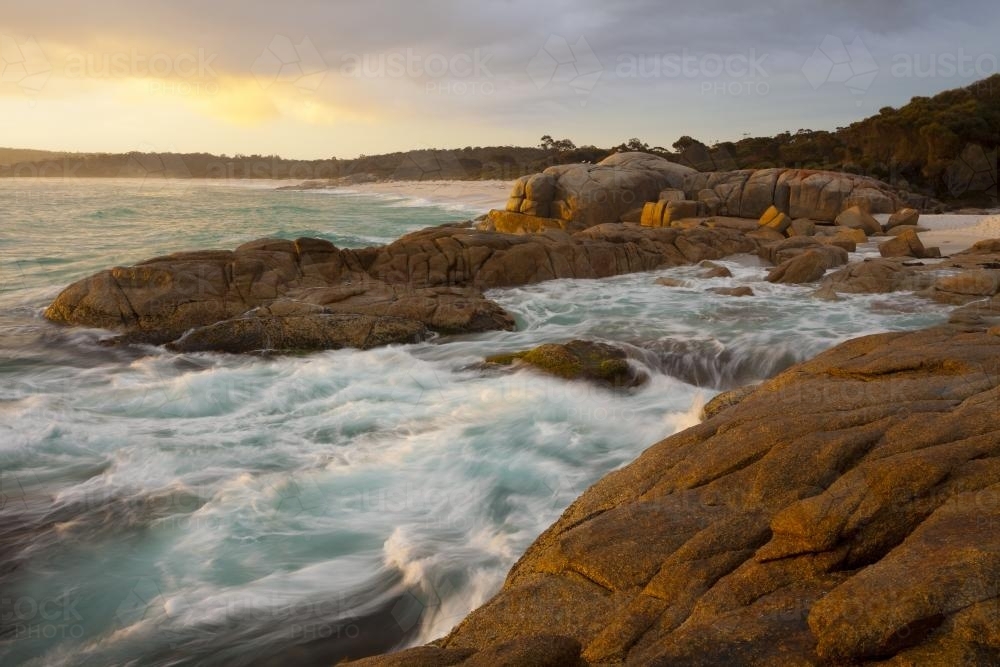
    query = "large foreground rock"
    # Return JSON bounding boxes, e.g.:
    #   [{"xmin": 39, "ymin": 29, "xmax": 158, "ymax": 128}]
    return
[
  {"xmin": 45, "ymin": 225, "xmax": 758, "ymax": 349},
  {"xmin": 366, "ymin": 322, "xmax": 1000, "ymax": 665}
]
